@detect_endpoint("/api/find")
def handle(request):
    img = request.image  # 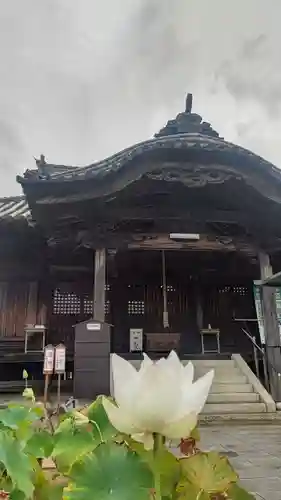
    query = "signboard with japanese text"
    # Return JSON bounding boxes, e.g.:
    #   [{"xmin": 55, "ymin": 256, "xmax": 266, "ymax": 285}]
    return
[
  {"xmin": 253, "ymin": 284, "xmax": 281, "ymax": 344},
  {"xmin": 43, "ymin": 345, "xmax": 55, "ymax": 374},
  {"xmin": 54, "ymin": 344, "xmax": 66, "ymax": 374}
]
